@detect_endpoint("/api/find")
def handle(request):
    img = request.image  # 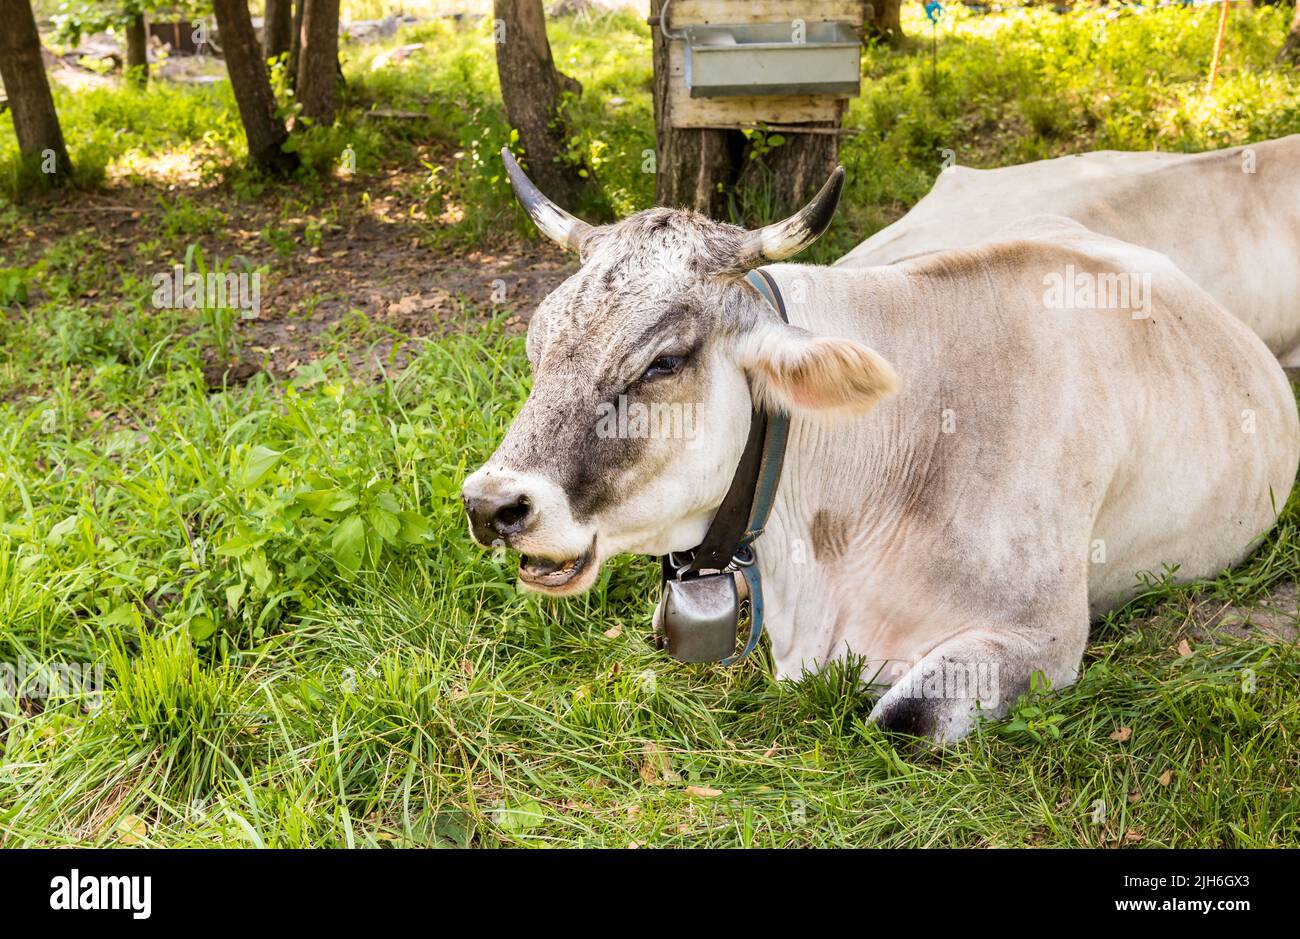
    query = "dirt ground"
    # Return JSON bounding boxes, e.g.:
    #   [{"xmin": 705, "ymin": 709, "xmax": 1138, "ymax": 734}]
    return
[
  {"xmin": 1186, "ymin": 582, "xmax": 1300, "ymax": 646},
  {"xmin": 11, "ymin": 153, "xmax": 576, "ymax": 387}
]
